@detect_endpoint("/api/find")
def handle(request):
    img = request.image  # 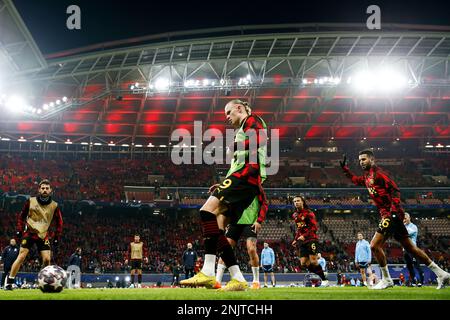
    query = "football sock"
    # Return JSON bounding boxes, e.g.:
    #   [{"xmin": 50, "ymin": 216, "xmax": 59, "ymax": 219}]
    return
[
  {"xmin": 428, "ymin": 261, "xmax": 447, "ymax": 278},
  {"xmin": 310, "ymin": 264, "xmax": 327, "ymax": 280},
  {"xmin": 229, "ymin": 265, "xmax": 246, "ymax": 282},
  {"xmin": 217, "ymin": 232, "xmax": 238, "ymax": 267},
  {"xmin": 201, "ymin": 254, "xmax": 216, "ymax": 277},
  {"xmin": 252, "ymin": 267, "xmax": 260, "ymax": 283},
  {"xmin": 138, "ymin": 274, "xmax": 142, "ymax": 284},
  {"xmin": 381, "ymin": 266, "xmax": 392, "ymax": 280},
  {"xmin": 200, "ymin": 210, "xmax": 220, "ymax": 254},
  {"xmin": 216, "ymin": 263, "xmax": 226, "ymax": 283}
]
